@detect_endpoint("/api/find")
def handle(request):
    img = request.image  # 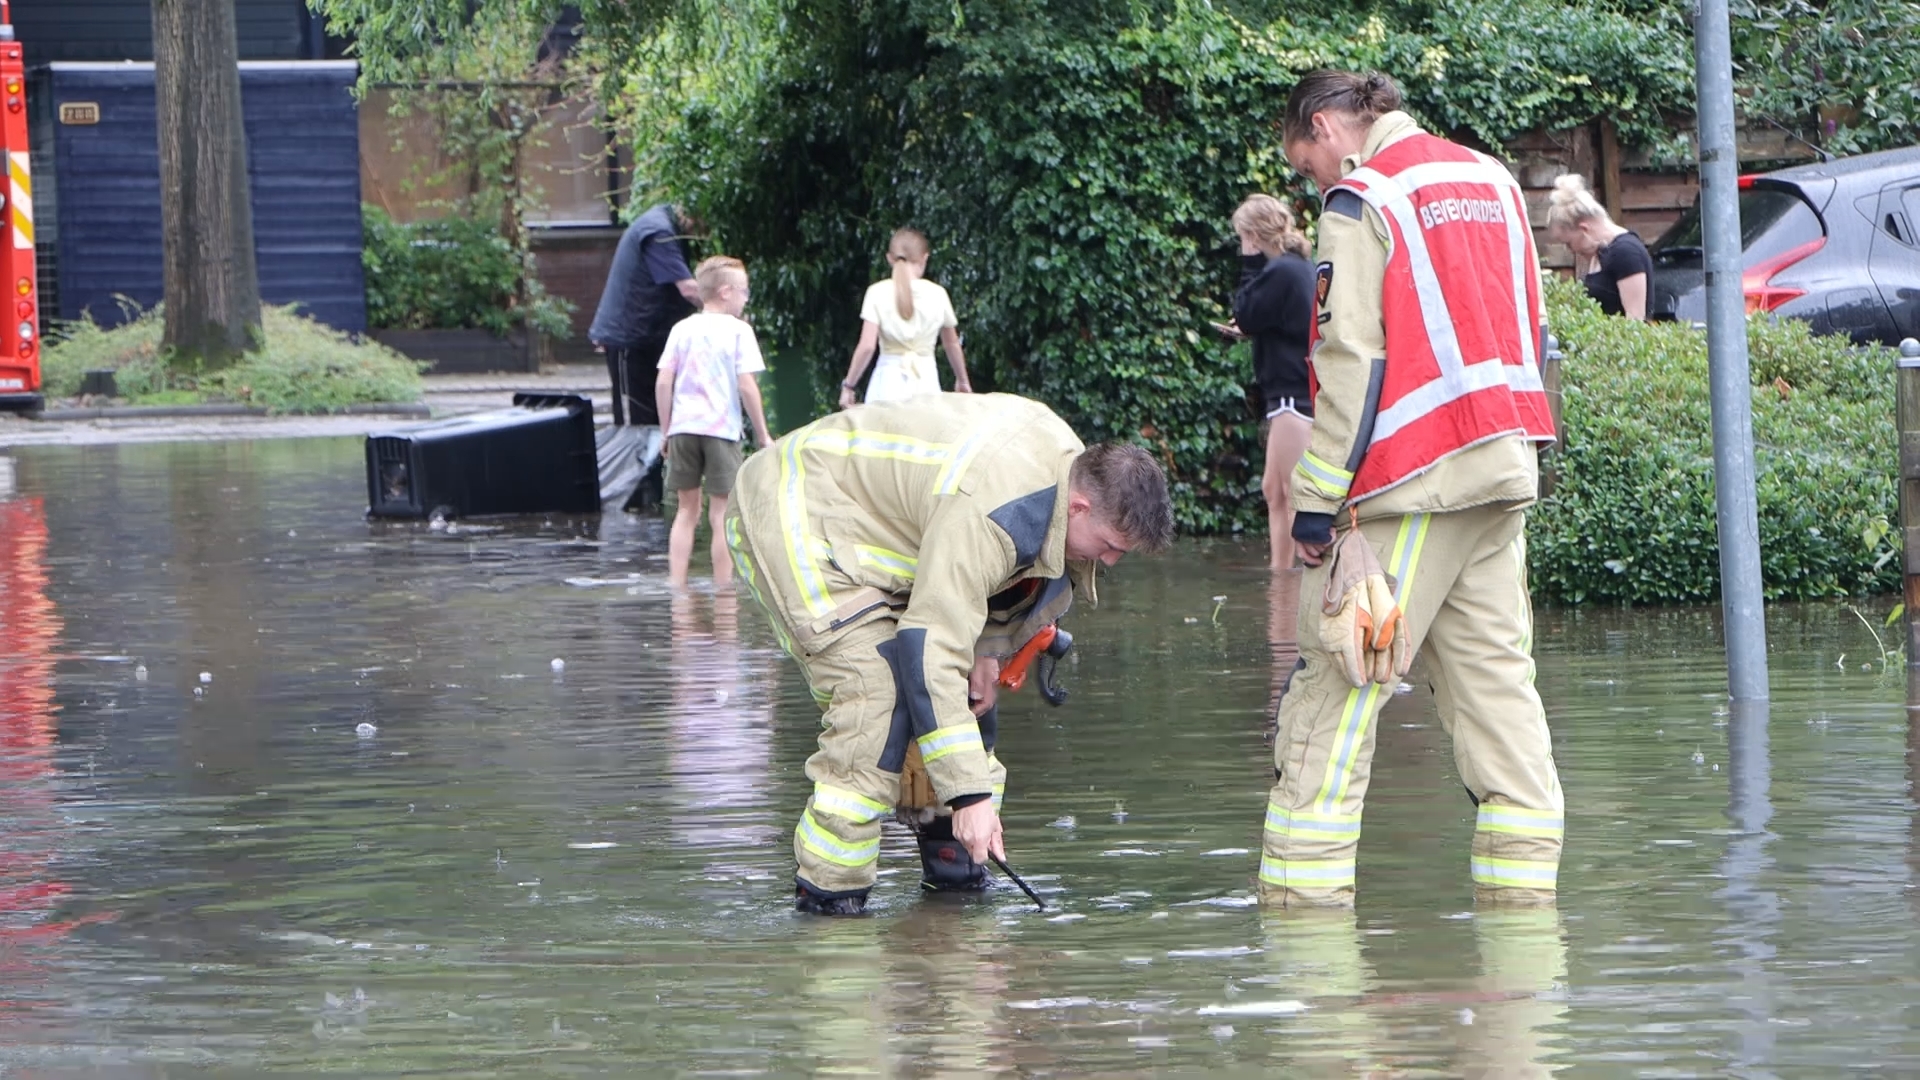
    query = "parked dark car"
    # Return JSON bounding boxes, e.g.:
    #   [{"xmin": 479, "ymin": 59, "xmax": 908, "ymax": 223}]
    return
[{"xmin": 1649, "ymin": 144, "xmax": 1920, "ymax": 345}]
